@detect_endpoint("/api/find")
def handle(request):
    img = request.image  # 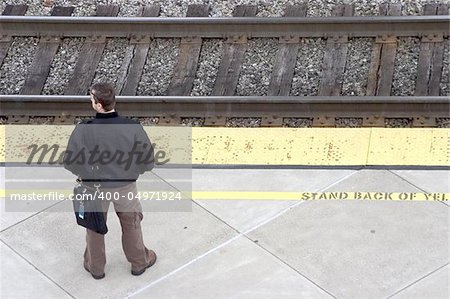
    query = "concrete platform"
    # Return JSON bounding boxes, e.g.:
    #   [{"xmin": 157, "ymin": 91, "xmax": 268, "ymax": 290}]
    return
[
  {"xmin": 1, "ymin": 168, "xmax": 449, "ymax": 298},
  {"xmin": 247, "ymin": 170, "xmax": 448, "ymax": 298},
  {"xmin": 171, "ymin": 168, "xmax": 355, "ymax": 232},
  {"xmin": 1, "ymin": 242, "xmax": 71, "ymax": 299}
]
